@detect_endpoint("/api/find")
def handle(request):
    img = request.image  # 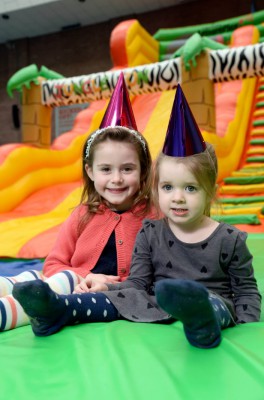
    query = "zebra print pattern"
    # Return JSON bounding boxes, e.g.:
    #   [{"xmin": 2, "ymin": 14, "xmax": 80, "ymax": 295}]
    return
[
  {"xmin": 42, "ymin": 58, "xmax": 181, "ymax": 106},
  {"xmin": 41, "ymin": 43, "xmax": 264, "ymax": 106},
  {"xmin": 210, "ymin": 43, "xmax": 264, "ymax": 82}
]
